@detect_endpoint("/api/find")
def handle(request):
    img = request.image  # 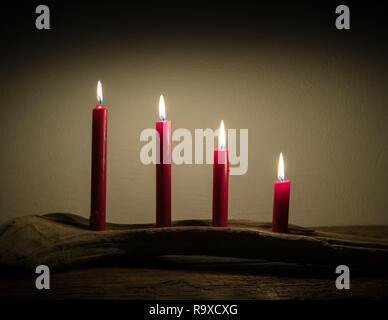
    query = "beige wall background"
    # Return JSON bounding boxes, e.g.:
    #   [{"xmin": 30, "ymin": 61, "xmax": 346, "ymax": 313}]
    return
[{"xmin": 1, "ymin": 32, "xmax": 387, "ymax": 227}]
